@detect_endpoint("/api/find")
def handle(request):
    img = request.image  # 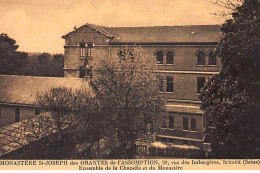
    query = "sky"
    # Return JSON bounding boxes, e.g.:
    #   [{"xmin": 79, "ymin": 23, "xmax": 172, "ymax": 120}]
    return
[{"xmin": 0, "ymin": 0, "xmax": 225, "ymax": 54}]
